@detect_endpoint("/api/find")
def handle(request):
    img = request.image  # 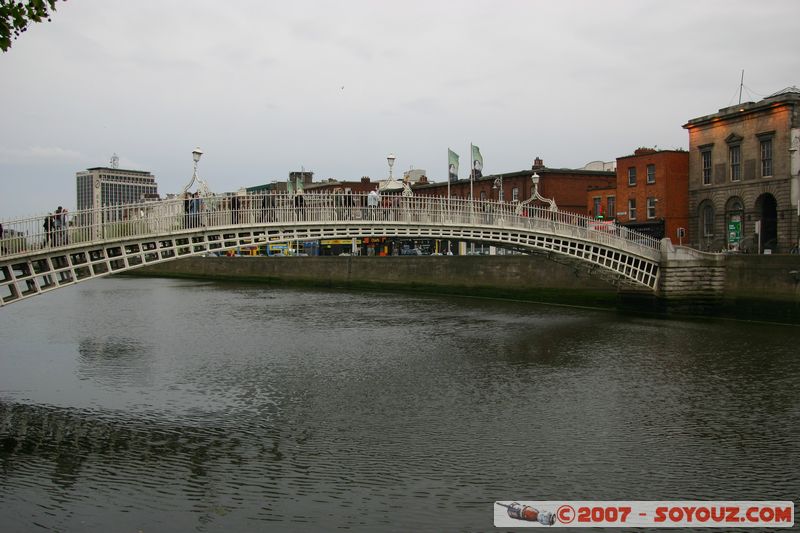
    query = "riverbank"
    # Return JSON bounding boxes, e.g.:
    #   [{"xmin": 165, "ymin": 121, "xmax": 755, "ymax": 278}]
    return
[{"xmin": 126, "ymin": 255, "xmax": 800, "ymax": 324}]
